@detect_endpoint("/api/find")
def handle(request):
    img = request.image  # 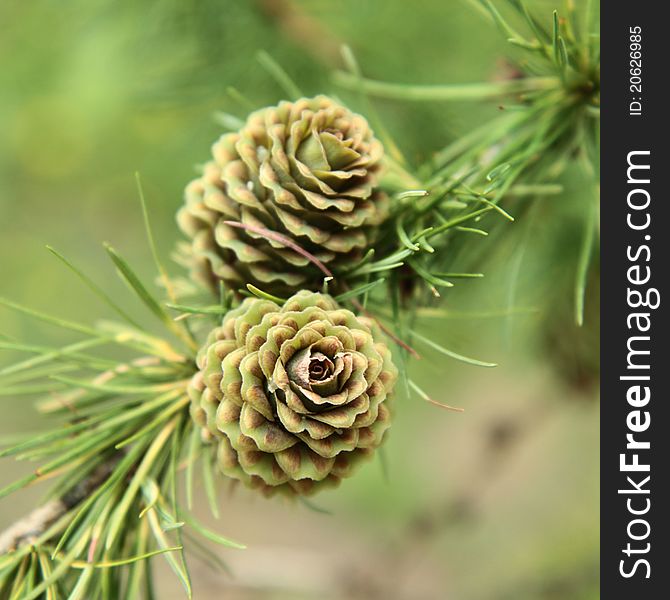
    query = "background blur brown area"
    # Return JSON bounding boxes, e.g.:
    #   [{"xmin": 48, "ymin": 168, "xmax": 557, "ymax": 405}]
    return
[{"xmin": 0, "ymin": 0, "xmax": 598, "ymax": 598}]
